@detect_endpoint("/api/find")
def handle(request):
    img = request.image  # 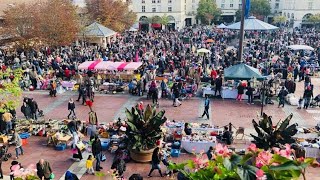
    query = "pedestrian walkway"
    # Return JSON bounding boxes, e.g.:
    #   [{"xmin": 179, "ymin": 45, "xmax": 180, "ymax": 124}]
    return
[
  {"xmin": 113, "ymin": 96, "xmax": 140, "ymax": 120},
  {"xmin": 59, "ymin": 152, "xmax": 90, "ymax": 180}
]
